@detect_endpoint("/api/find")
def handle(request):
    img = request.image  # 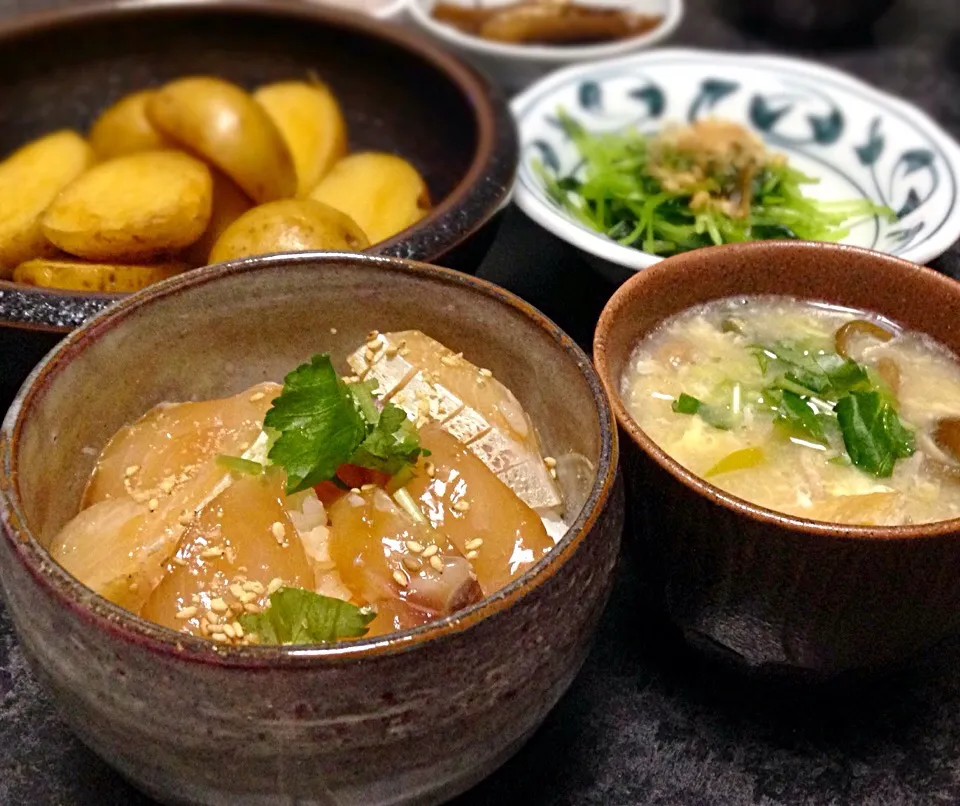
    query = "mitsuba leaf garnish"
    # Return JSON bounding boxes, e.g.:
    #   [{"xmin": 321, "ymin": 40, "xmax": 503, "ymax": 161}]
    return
[
  {"xmin": 264, "ymin": 354, "xmax": 426, "ymax": 494},
  {"xmin": 835, "ymin": 391, "xmax": 915, "ymax": 478},
  {"xmin": 239, "ymin": 588, "xmax": 375, "ymax": 645}
]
